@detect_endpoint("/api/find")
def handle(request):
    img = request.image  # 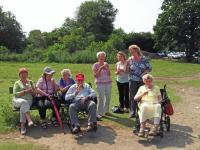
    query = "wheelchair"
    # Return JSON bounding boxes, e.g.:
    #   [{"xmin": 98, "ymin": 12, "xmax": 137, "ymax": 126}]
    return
[{"xmin": 133, "ymin": 84, "xmax": 171, "ymax": 138}]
